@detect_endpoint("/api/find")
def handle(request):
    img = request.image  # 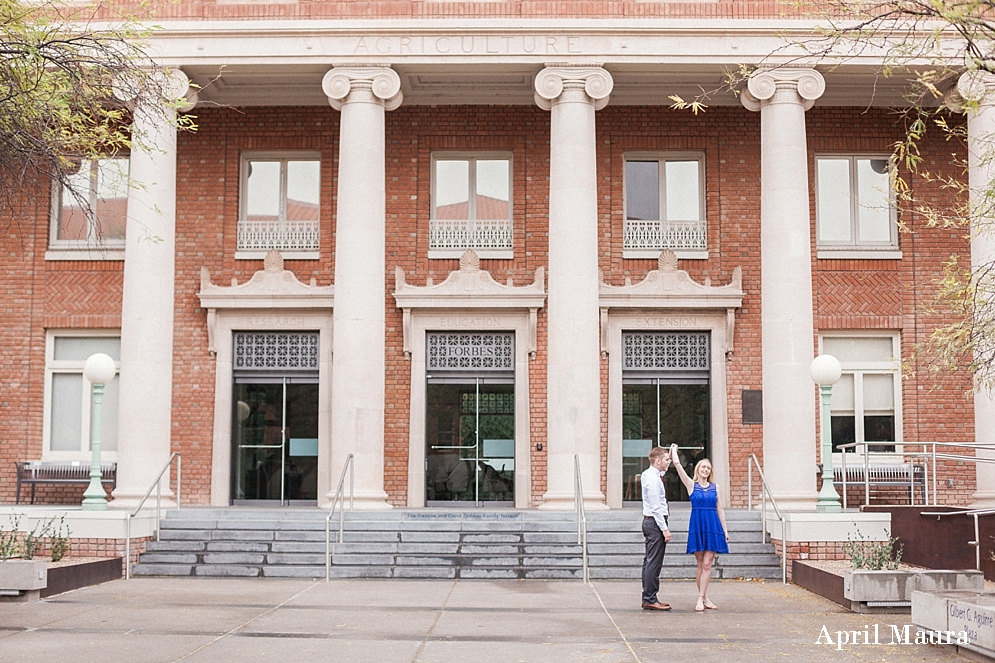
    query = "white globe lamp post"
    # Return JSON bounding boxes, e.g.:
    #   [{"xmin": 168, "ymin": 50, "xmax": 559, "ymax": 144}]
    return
[
  {"xmin": 811, "ymin": 354, "xmax": 843, "ymax": 513},
  {"xmin": 81, "ymin": 353, "xmax": 116, "ymax": 510}
]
